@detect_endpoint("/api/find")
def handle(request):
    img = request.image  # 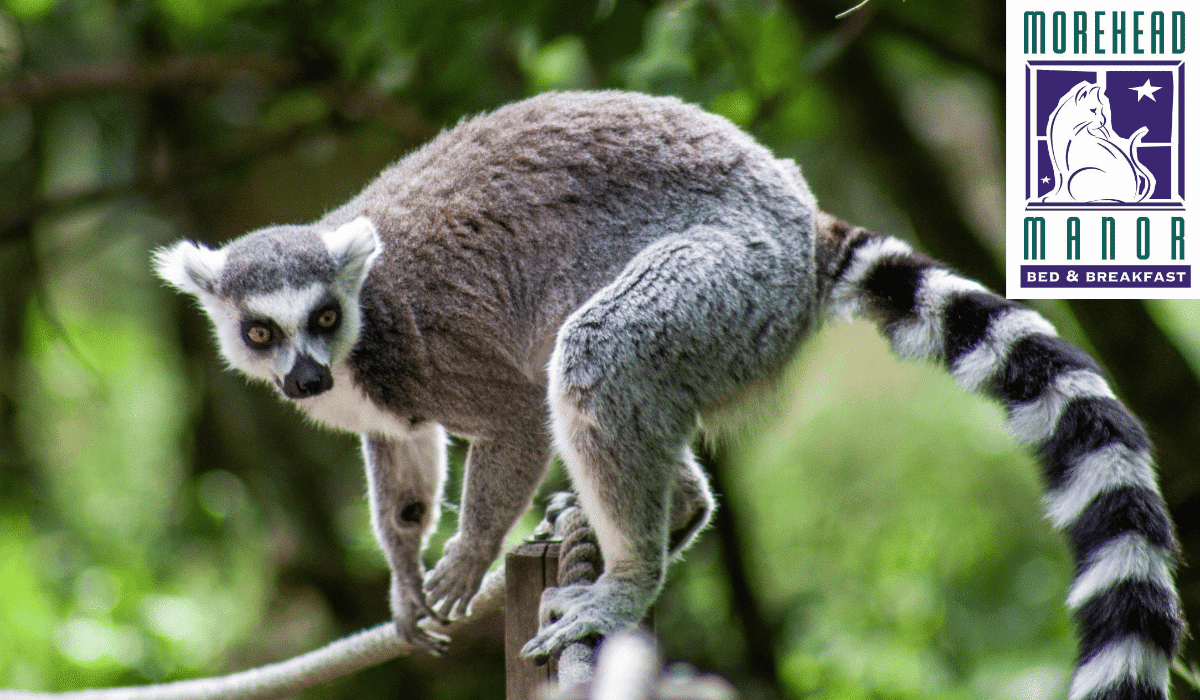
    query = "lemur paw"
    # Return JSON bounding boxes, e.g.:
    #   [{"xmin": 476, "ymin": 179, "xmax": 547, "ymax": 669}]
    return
[
  {"xmin": 519, "ymin": 579, "xmax": 644, "ymax": 662},
  {"xmin": 423, "ymin": 535, "xmax": 493, "ymax": 621},
  {"xmin": 390, "ymin": 578, "xmax": 451, "ymax": 655},
  {"xmin": 395, "ymin": 617, "xmax": 451, "ymax": 656}
]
